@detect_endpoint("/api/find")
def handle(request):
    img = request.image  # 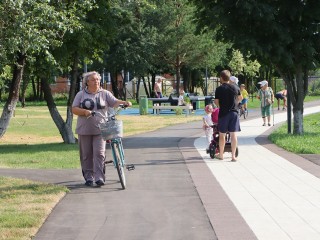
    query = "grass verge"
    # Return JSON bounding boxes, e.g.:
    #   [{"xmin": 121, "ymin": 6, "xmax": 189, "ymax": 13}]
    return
[
  {"xmin": 269, "ymin": 112, "xmax": 320, "ymax": 154},
  {"xmin": 0, "ymin": 177, "xmax": 68, "ymax": 240},
  {"xmin": 0, "ymin": 106, "xmax": 201, "ymax": 168}
]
